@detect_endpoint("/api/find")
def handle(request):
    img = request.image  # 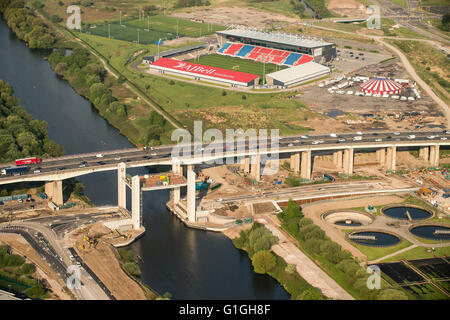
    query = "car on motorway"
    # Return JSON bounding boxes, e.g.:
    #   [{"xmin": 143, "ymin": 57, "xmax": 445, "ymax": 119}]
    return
[
  {"xmin": 96, "ymin": 153, "xmax": 104, "ymax": 158},
  {"xmin": 338, "ymin": 138, "xmax": 346, "ymax": 142},
  {"xmin": 58, "ymin": 167, "xmax": 65, "ymax": 171},
  {"xmin": 330, "ymin": 133, "xmax": 337, "ymax": 138},
  {"xmin": 312, "ymin": 141, "xmax": 320, "ymax": 145},
  {"xmin": 356, "ymin": 131, "xmax": 362, "ymax": 135},
  {"xmin": 408, "ymin": 135, "xmax": 416, "ymax": 139},
  {"xmin": 115, "ymin": 157, "xmax": 121, "ymax": 161},
  {"xmin": 151, "ymin": 152, "xmax": 157, "ymax": 156},
  {"xmin": 427, "ymin": 135, "xmax": 436, "ymax": 139},
  {"xmin": 353, "ymin": 136, "xmax": 362, "ymax": 141},
  {"xmin": 97, "ymin": 161, "xmax": 105, "ymax": 165},
  {"xmin": 393, "ymin": 132, "xmax": 400, "ymax": 135},
  {"xmin": 300, "ymin": 135, "xmax": 308, "ymax": 139},
  {"xmin": 33, "ymin": 167, "xmax": 41, "ymax": 173},
  {"xmin": 441, "ymin": 137, "xmax": 448, "ymax": 140},
  {"xmin": 294, "ymin": 140, "xmax": 300, "ymax": 143},
  {"xmin": 79, "ymin": 161, "xmax": 87, "ymax": 168},
  {"xmin": 443, "ymin": 130, "xmax": 449, "ymax": 134},
  {"xmin": 375, "ymin": 138, "xmax": 382, "ymax": 142},
  {"xmin": 288, "ymin": 143, "xmax": 293, "ymax": 147}
]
